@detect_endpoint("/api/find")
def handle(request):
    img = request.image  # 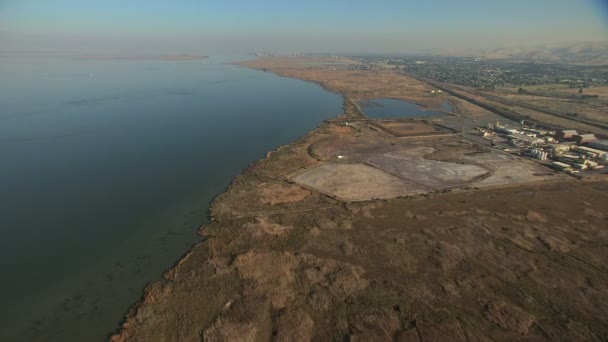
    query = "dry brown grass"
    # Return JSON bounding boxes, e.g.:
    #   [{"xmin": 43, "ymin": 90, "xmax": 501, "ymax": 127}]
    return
[
  {"xmin": 502, "ymin": 84, "xmax": 608, "ymax": 98},
  {"xmin": 258, "ymin": 183, "xmax": 311, "ymax": 206},
  {"xmin": 245, "ymin": 57, "xmax": 608, "ymax": 132},
  {"xmin": 112, "ymin": 57, "xmax": 608, "ymax": 342},
  {"xmin": 241, "ymin": 57, "xmax": 450, "ymax": 108},
  {"xmin": 239, "ymin": 56, "xmax": 362, "ymax": 70},
  {"xmin": 458, "ymin": 90, "xmax": 608, "ymax": 135},
  {"xmin": 492, "ymin": 86, "xmax": 608, "ymax": 125},
  {"xmin": 113, "ymin": 114, "xmax": 608, "ymax": 341},
  {"xmin": 448, "ymin": 96, "xmax": 496, "ymax": 118}
]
